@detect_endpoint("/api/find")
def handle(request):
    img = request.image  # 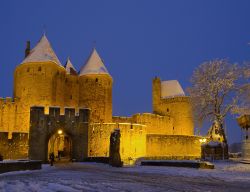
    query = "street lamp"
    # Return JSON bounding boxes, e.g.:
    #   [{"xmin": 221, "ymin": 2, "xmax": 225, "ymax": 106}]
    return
[{"xmin": 58, "ymin": 129, "xmax": 63, "ymax": 135}]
